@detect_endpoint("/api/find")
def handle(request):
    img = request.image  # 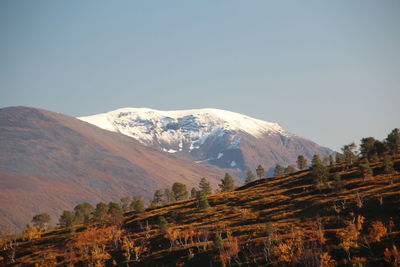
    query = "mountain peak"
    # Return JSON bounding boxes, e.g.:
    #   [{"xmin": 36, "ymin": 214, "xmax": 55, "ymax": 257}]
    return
[
  {"xmin": 79, "ymin": 107, "xmax": 289, "ymax": 142},
  {"xmin": 79, "ymin": 107, "xmax": 332, "ymax": 172}
]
